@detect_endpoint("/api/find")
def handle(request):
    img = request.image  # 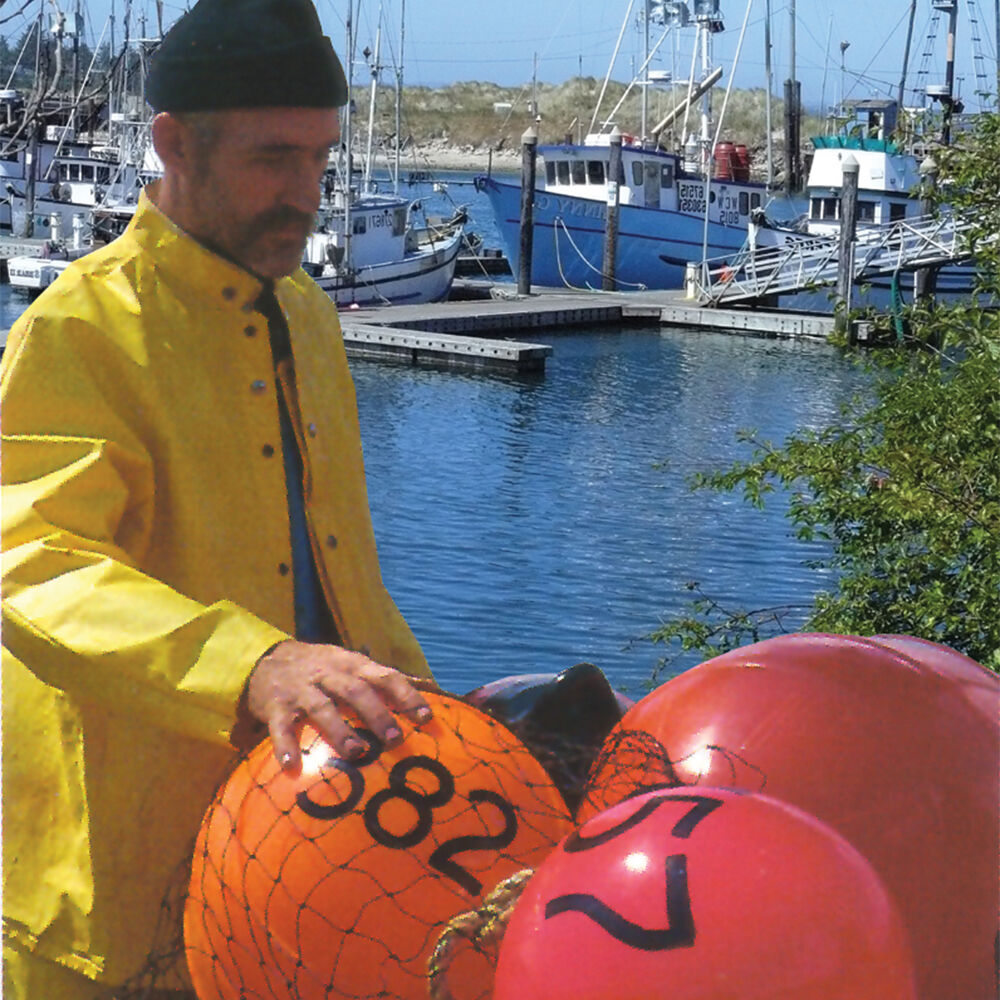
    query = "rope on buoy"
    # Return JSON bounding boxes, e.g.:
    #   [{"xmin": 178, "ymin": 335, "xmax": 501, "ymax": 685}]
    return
[{"xmin": 427, "ymin": 868, "xmax": 534, "ymax": 1000}]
